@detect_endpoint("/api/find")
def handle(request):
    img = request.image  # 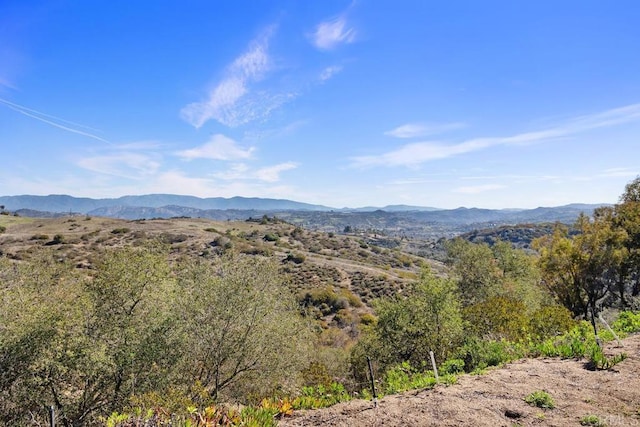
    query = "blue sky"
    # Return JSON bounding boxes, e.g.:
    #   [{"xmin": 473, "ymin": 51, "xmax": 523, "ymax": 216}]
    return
[{"xmin": 1, "ymin": 1, "xmax": 639, "ymax": 209}]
